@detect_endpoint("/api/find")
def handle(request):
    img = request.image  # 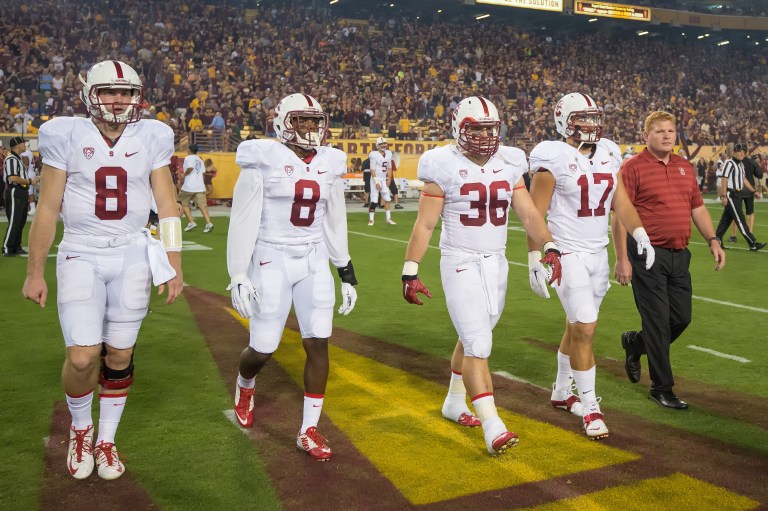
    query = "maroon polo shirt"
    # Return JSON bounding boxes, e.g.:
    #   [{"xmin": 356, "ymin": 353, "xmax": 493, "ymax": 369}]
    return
[{"xmin": 621, "ymin": 148, "xmax": 703, "ymax": 250}]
